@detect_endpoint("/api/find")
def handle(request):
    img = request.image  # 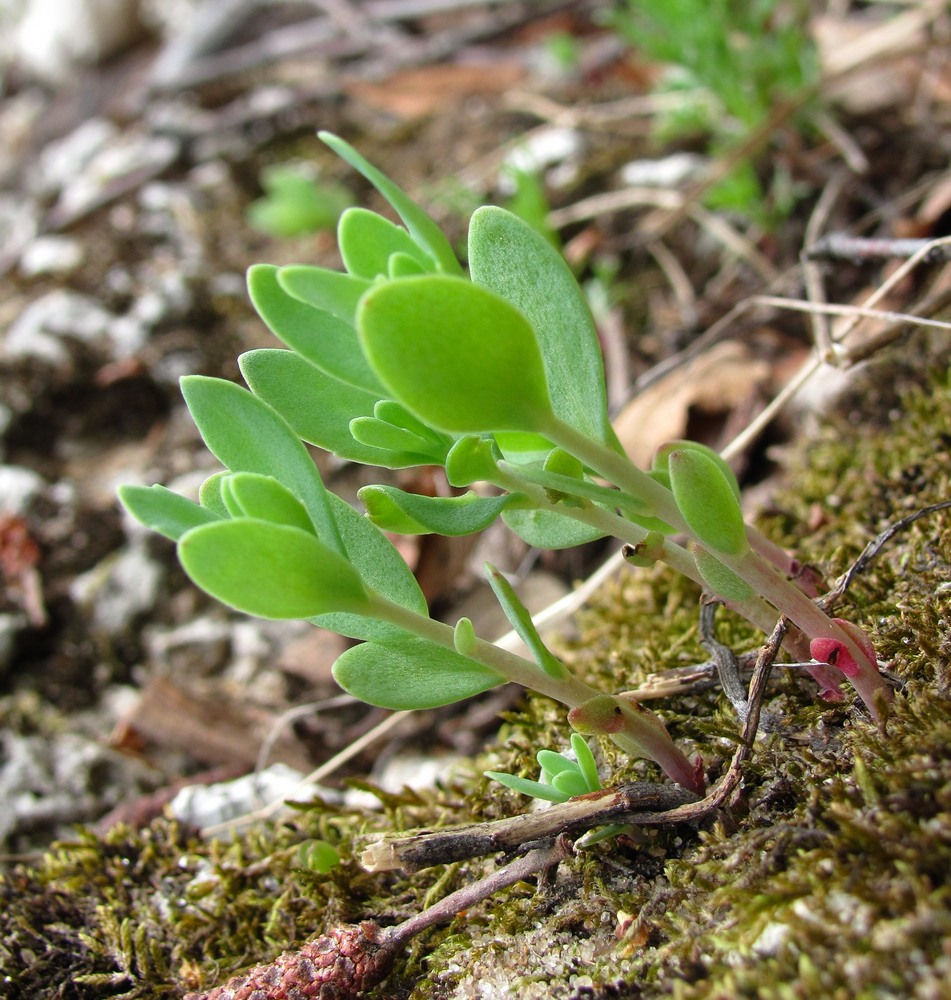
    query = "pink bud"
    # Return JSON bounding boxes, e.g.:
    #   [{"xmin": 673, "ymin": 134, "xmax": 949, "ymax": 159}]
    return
[{"xmin": 810, "ymin": 619, "xmax": 878, "ymax": 680}]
